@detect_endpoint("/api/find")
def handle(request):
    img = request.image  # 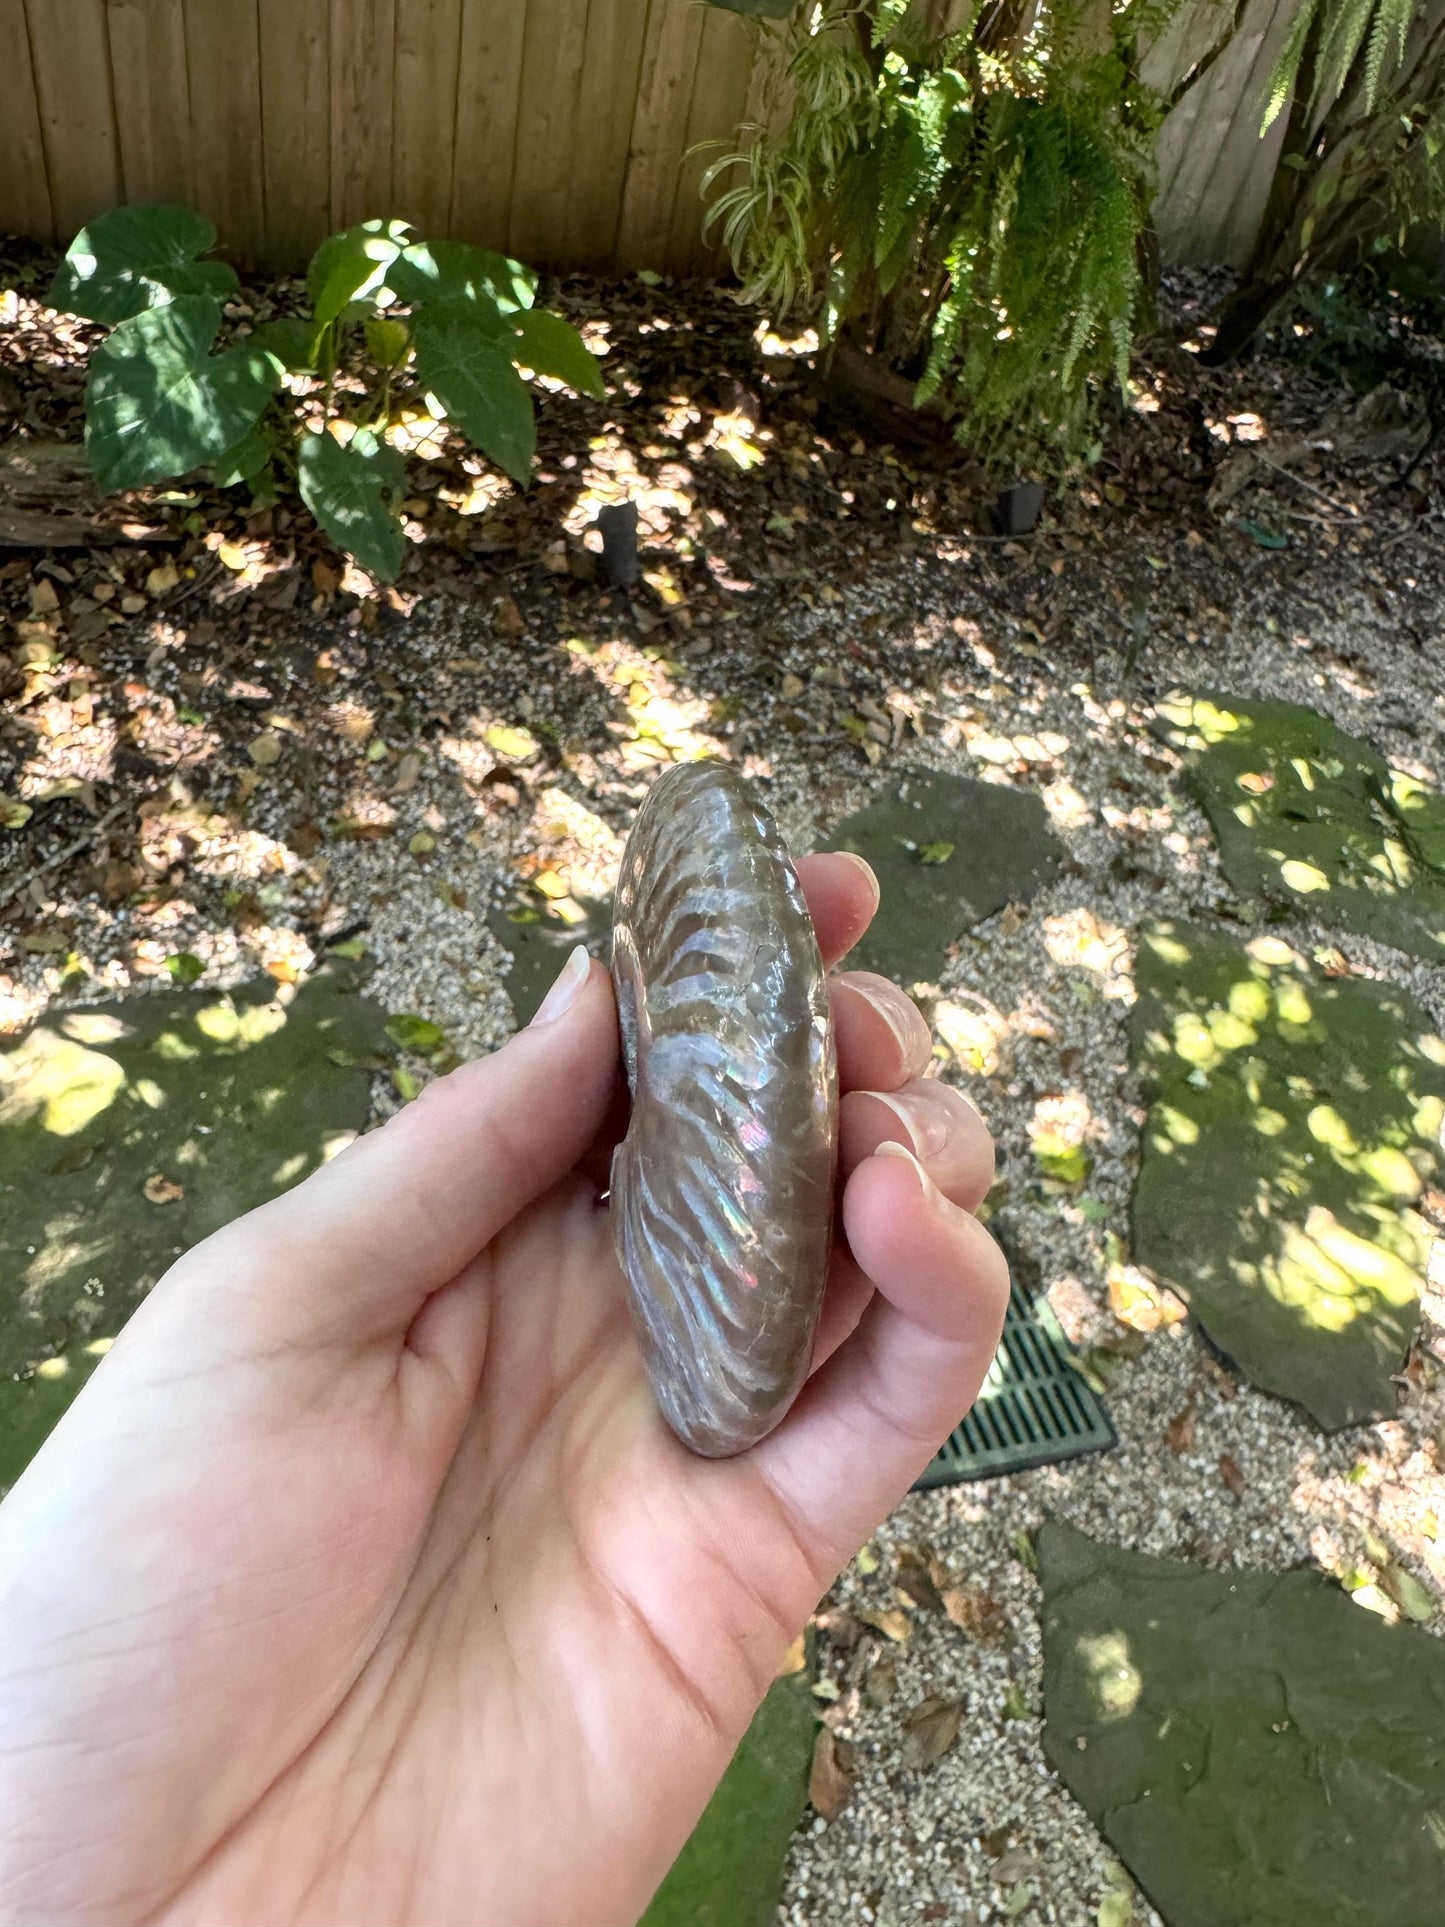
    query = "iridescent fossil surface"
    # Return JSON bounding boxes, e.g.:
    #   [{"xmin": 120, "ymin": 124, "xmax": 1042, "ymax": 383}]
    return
[{"xmin": 610, "ymin": 760, "xmax": 838, "ymax": 1457}]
